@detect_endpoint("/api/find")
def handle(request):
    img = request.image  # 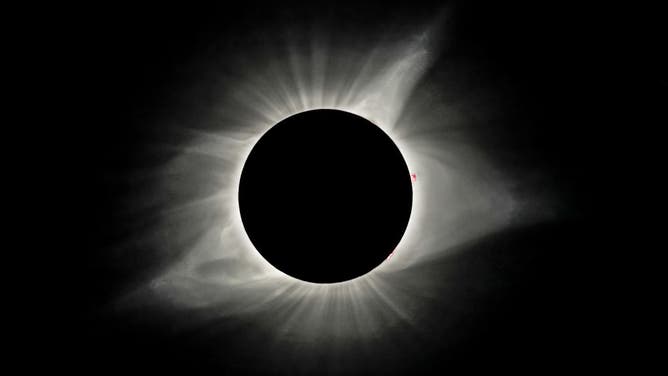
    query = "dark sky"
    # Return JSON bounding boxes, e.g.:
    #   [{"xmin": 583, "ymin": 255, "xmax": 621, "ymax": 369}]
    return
[{"xmin": 25, "ymin": 1, "xmax": 659, "ymax": 374}]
